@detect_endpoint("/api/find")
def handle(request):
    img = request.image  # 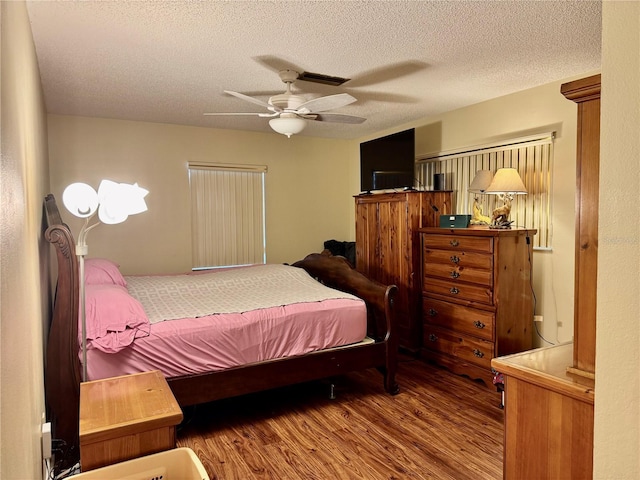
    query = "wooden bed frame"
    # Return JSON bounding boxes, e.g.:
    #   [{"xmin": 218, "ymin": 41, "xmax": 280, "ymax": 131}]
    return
[{"xmin": 43, "ymin": 194, "xmax": 399, "ymax": 465}]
